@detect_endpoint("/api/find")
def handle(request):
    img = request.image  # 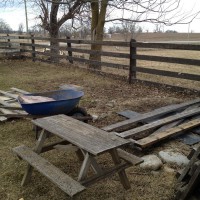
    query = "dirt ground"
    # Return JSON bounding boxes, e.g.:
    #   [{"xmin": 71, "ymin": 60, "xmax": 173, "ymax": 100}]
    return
[{"xmin": 0, "ymin": 59, "xmax": 199, "ymax": 200}]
